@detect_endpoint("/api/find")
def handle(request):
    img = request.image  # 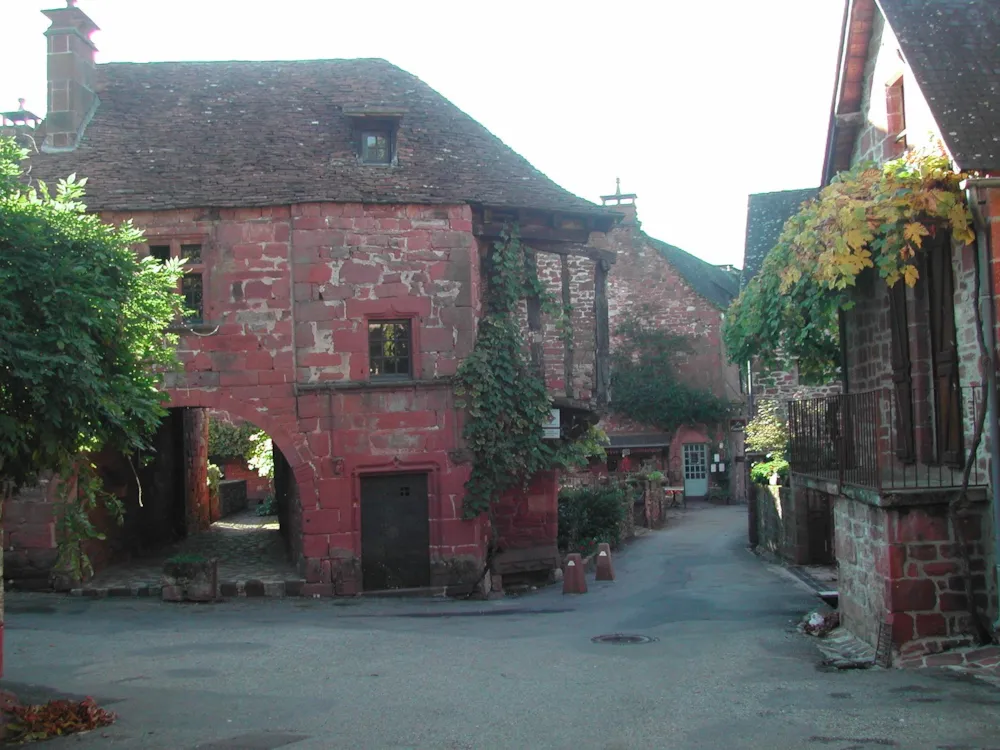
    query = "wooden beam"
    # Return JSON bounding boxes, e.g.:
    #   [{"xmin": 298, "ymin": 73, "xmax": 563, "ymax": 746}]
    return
[
  {"xmin": 528, "ymin": 241, "xmax": 617, "ymax": 265},
  {"xmin": 561, "ymin": 254, "xmax": 575, "ymax": 399},
  {"xmin": 594, "ymin": 258, "xmax": 611, "ymax": 408},
  {"xmin": 473, "ymin": 221, "xmax": 592, "ymax": 245},
  {"xmin": 524, "ymin": 249, "xmax": 545, "ymax": 376}
]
